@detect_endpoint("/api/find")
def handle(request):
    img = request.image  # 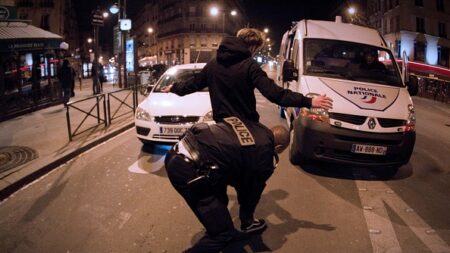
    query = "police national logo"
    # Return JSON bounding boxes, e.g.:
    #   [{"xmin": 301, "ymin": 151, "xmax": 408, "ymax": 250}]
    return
[{"xmin": 223, "ymin": 117, "xmax": 256, "ymax": 146}]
